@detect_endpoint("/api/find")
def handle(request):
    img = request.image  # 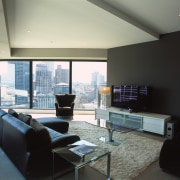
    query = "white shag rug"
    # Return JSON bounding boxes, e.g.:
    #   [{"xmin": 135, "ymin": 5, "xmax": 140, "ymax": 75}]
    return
[{"xmin": 68, "ymin": 121, "xmax": 163, "ymax": 180}]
